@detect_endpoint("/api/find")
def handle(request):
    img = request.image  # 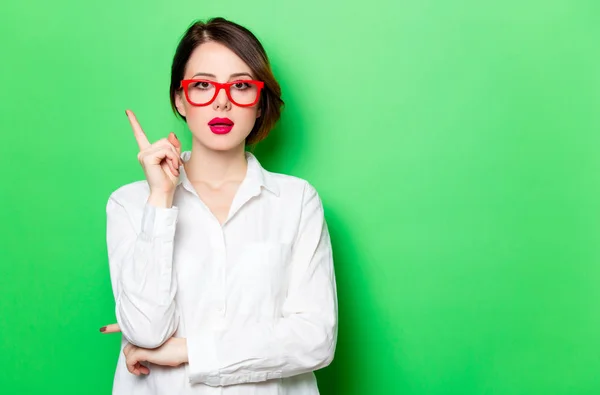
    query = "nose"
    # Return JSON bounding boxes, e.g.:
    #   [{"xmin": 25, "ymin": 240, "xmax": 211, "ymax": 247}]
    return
[{"xmin": 213, "ymin": 87, "xmax": 231, "ymax": 110}]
